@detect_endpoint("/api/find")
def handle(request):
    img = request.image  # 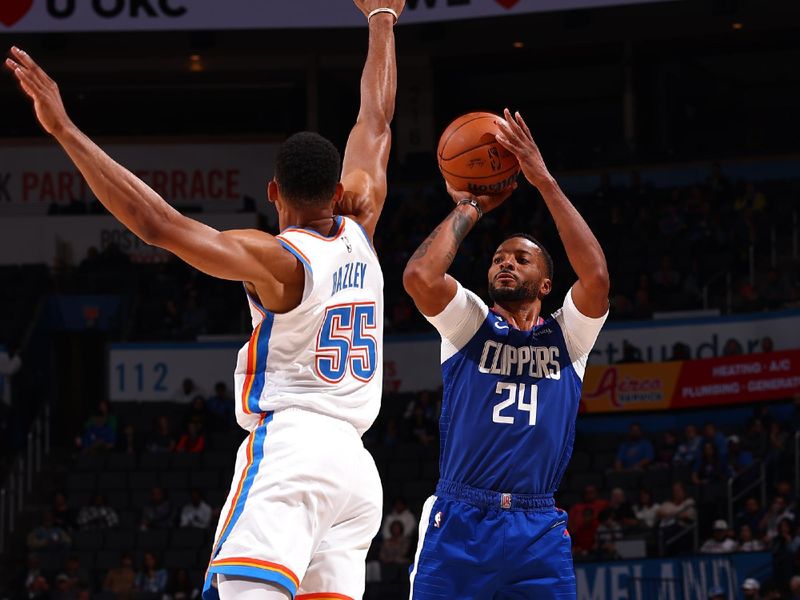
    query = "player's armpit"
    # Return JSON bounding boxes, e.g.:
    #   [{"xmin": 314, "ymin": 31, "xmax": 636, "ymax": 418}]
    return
[{"xmin": 148, "ymin": 217, "xmax": 302, "ymax": 289}]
